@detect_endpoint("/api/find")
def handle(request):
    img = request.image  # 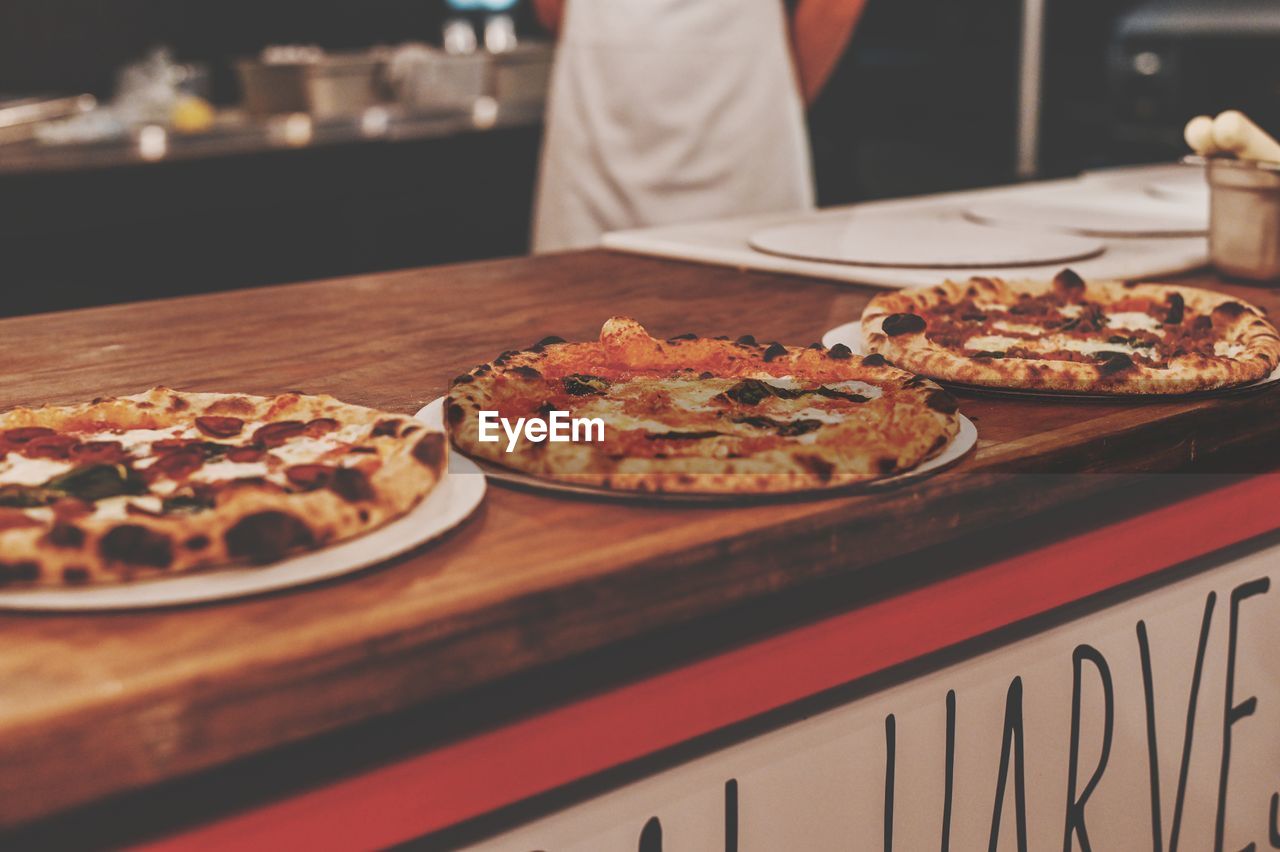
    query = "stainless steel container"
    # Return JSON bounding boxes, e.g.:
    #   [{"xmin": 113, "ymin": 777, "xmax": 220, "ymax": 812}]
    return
[
  {"xmin": 1206, "ymin": 157, "xmax": 1280, "ymax": 282},
  {"xmin": 237, "ymin": 52, "xmax": 388, "ymax": 119},
  {"xmin": 389, "ymin": 48, "xmax": 489, "ymax": 111},
  {"xmin": 489, "ymin": 43, "xmax": 552, "ymax": 106}
]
